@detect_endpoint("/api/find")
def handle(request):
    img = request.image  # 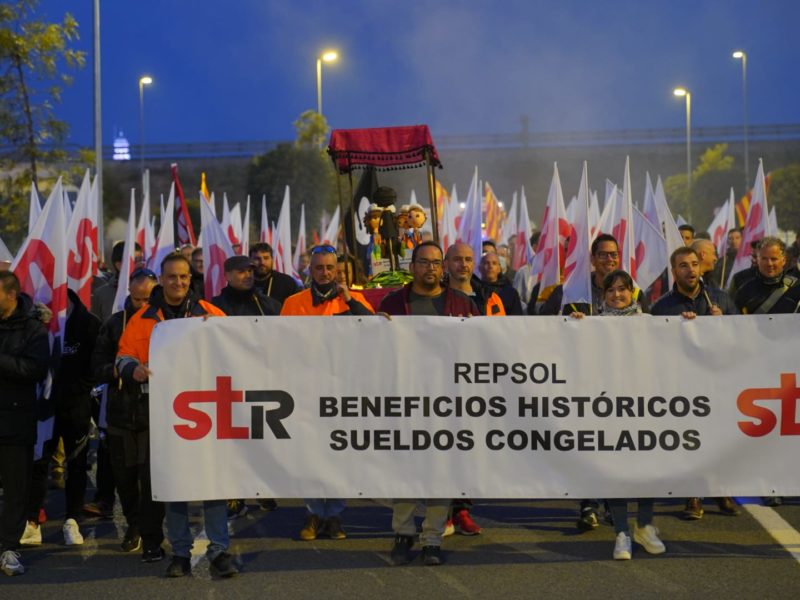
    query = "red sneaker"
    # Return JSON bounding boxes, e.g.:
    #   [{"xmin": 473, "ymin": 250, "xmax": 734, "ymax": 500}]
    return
[
  {"xmin": 38, "ymin": 508, "xmax": 47, "ymax": 525},
  {"xmin": 453, "ymin": 509, "xmax": 481, "ymax": 535}
]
